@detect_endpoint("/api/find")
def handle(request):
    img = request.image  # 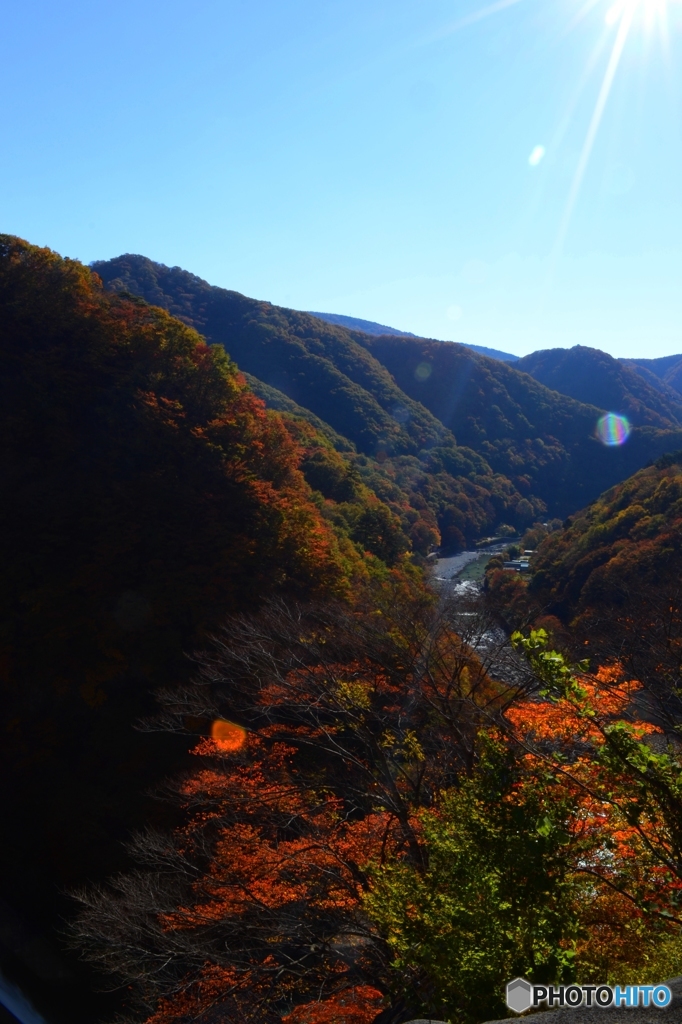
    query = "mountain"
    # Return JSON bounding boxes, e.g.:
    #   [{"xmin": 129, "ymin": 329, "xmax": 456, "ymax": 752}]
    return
[
  {"xmin": 92, "ymin": 257, "xmax": 451, "ymax": 458},
  {"xmin": 92, "ymin": 255, "xmax": 540, "ymax": 544},
  {"xmin": 307, "ymin": 310, "xmax": 417, "ymax": 337},
  {"xmin": 359, "ymin": 333, "xmax": 682, "ymax": 517},
  {"xmin": 625, "ymin": 353, "xmax": 682, "ymax": 397},
  {"xmin": 0, "ymin": 235, "xmax": 380, "ymax": 1023},
  {"xmin": 93, "ymin": 255, "xmax": 682, "ymax": 523},
  {"xmin": 487, "ymin": 450, "xmax": 682, "ymax": 712},
  {"xmin": 308, "ymin": 309, "xmax": 519, "ymax": 361},
  {"xmin": 463, "ymin": 341, "xmax": 520, "ymax": 362},
  {"xmin": 515, "ymin": 345, "xmax": 682, "ymax": 428}
]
